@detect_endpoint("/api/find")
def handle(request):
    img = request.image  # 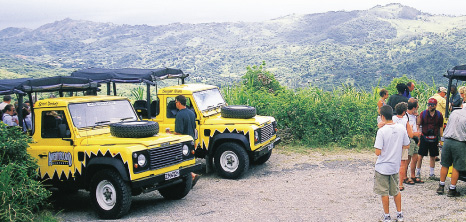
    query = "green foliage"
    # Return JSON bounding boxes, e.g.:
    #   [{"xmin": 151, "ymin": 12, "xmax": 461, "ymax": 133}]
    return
[
  {"xmin": 224, "ymin": 63, "xmax": 443, "ymax": 148},
  {"xmin": 241, "ymin": 61, "xmax": 282, "ymax": 93},
  {"xmin": 0, "ymin": 123, "xmax": 51, "ymax": 221},
  {"xmin": 130, "ymin": 86, "xmax": 145, "ymax": 101}
]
